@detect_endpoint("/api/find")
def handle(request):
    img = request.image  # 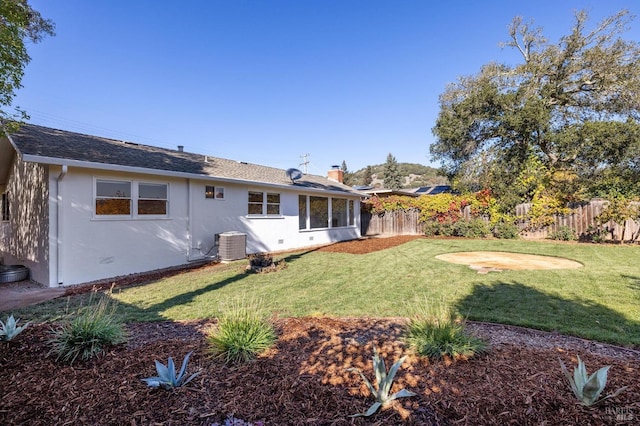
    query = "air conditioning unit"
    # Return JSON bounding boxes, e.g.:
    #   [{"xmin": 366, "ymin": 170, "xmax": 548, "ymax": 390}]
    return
[{"xmin": 218, "ymin": 232, "xmax": 247, "ymax": 261}]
